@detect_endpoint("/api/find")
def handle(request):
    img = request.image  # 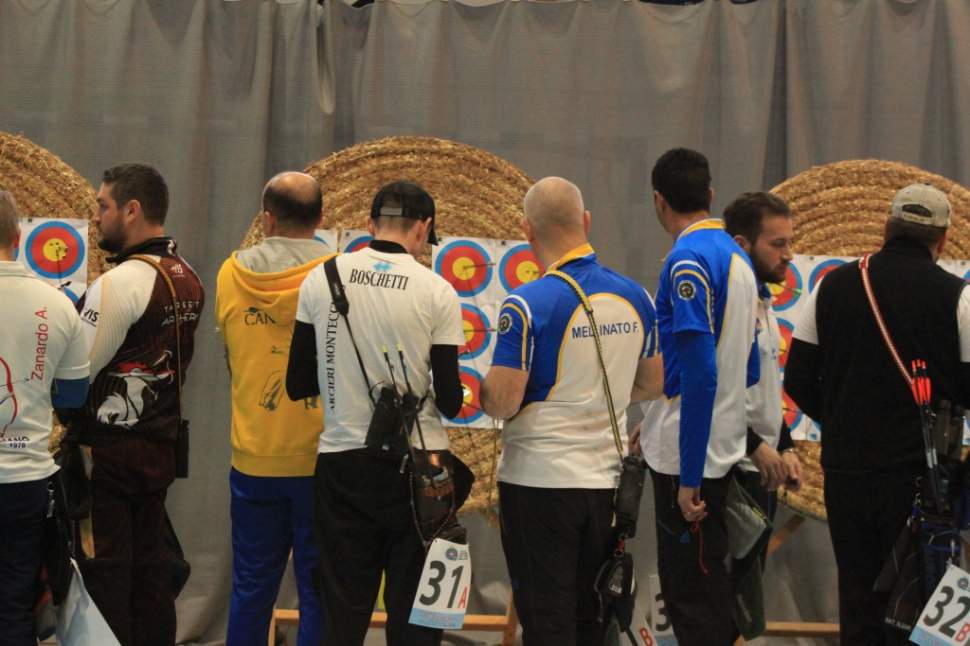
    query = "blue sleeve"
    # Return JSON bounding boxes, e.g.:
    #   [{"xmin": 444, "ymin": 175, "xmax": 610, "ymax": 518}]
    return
[
  {"xmin": 746, "ymin": 336, "xmax": 760, "ymax": 387},
  {"xmin": 51, "ymin": 377, "xmax": 89, "ymax": 409},
  {"xmin": 677, "ymin": 330, "xmax": 717, "ymax": 487},
  {"xmin": 668, "ymin": 250, "xmax": 714, "ymax": 335},
  {"xmin": 491, "ymin": 295, "xmax": 534, "ymax": 371}
]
